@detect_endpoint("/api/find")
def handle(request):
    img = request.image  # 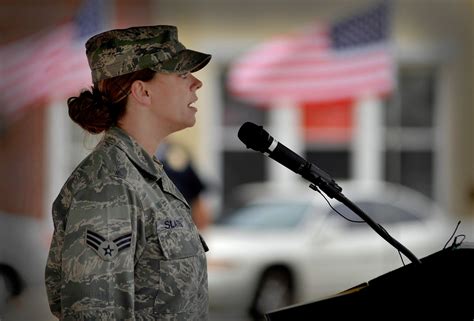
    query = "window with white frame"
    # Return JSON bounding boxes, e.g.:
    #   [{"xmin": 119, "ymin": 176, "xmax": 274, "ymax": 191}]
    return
[
  {"xmin": 220, "ymin": 63, "xmax": 438, "ymax": 209},
  {"xmin": 384, "ymin": 65, "xmax": 437, "ymax": 197}
]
